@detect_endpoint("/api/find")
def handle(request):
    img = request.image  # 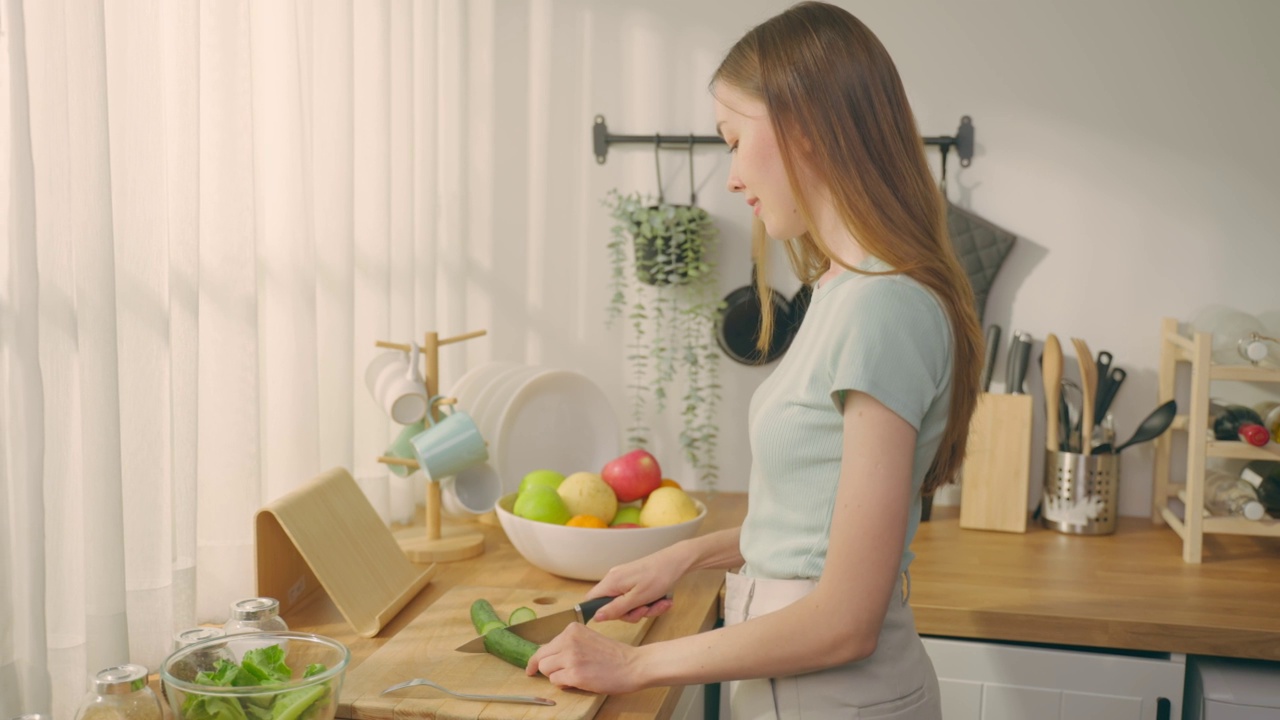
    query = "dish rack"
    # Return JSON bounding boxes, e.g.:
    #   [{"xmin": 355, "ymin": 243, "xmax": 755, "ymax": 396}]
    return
[{"xmin": 1151, "ymin": 317, "xmax": 1280, "ymax": 562}]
